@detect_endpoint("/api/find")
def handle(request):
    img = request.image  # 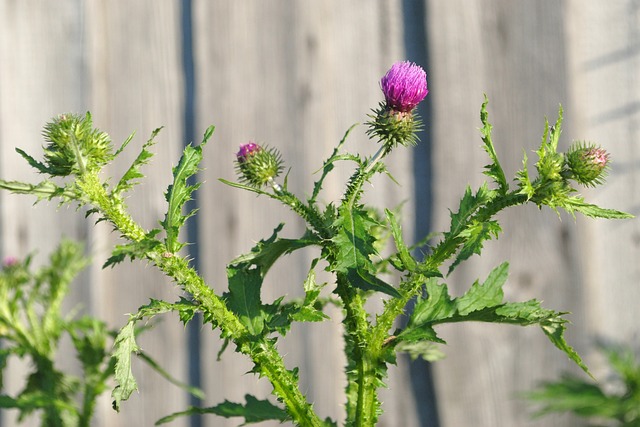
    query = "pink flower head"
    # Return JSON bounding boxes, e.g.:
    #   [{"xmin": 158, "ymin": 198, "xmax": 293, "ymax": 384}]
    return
[
  {"xmin": 236, "ymin": 142, "xmax": 262, "ymax": 163},
  {"xmin": 380, "ymin": 61, "xmax": 428, "ymax": 112},
  {"xmin": 2, "ymin": 256, "xmax": 18, "ymax": 268}
]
